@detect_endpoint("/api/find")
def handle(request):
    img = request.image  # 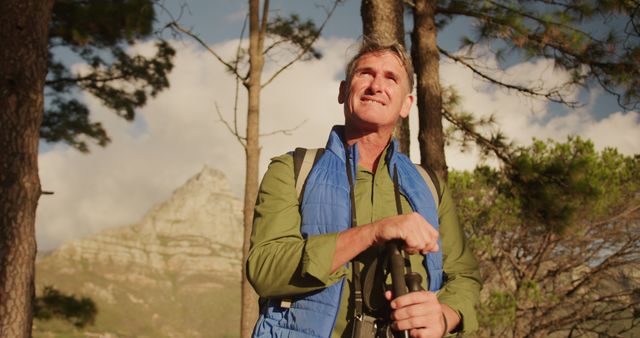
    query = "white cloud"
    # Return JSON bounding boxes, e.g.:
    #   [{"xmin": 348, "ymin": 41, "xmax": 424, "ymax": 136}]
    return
[
  {"xmin": 582, "ymin": 111, "xmax": 640, "ymax": 154},
  {"xmin": 36, "ymin": 38, "xmax": 352, "ymax": 251},
  {"xmin": 37, "ymin": 38, "xmax": 640, "ymax": 251},
  {"xmin": 430, "ymin": 48, "xmax": 640, "ymax": 169}
]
